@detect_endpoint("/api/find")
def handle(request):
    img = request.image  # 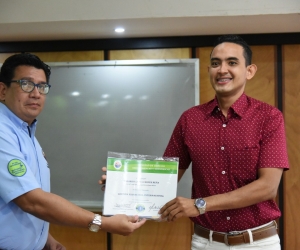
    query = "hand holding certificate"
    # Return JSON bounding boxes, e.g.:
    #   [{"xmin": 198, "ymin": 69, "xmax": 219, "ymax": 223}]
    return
[{"xmin": 103, "ymin": 151, "xmax": 178, "ymax": 220}]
